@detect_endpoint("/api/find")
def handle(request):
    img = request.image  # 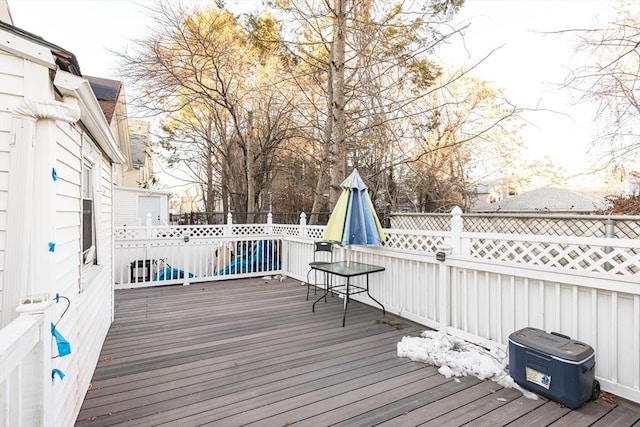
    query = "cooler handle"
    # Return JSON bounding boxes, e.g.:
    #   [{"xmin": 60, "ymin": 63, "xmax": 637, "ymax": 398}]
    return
[{"xmin": 550, "ymin": 331, "xmax": 571, "ymax": 340}]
